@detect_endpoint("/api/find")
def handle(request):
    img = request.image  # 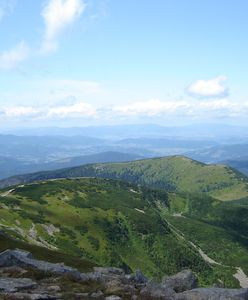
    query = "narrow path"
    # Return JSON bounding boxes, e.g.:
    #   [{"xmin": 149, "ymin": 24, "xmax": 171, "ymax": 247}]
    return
[
  {"xmin": 189, "ymin": 241, "xmax": 221, "ymax": 265},
  {"xmin": 172, "ymin": 212, "xmax": 185, "ymax": 218},
  {"xmin": 0, "ymin": 189, "xmax": 15, "ymax": 197},
  {"xmin": 234, "ymin": 268, "xmax": 248, "ymax": 288},
  {"xmin": 166, "ymin": 216, "xmax": 248, "ymax": 288}
]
